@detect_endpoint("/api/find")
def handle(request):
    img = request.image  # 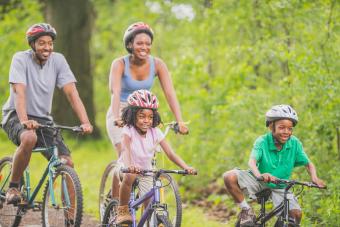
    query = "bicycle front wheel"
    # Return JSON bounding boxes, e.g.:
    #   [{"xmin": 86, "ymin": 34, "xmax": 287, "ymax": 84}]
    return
[
  {"xmin": 159, "ymin": 173, "xmax": 181, "ymax": 227},
  {"xmin": 0, "ymin": 156, "xmax": 23, "ymax": 227},
  {"xmin": 102, "ymin": 199, "xmax": 119, "ymax": 226},
  {"xmin": 99, "ymin": 160, "xmax": 117, "ymax": 221},
  {"xmin": 42, "ymin": 165, "xmax": 83, "ymax": 227}
]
